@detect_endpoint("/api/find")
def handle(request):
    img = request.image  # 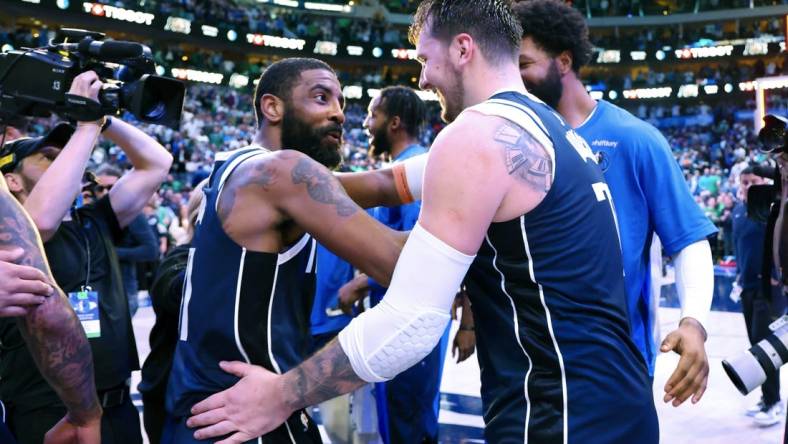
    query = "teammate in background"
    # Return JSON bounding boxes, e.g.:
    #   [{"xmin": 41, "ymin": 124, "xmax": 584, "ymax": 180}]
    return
[
  {"xmin": 162, "ymin": 57, "xmax": 408, "ymax": 443},
  {"xmin": 0, "ymin": 174, "xmax": 102, "ymax": 443},
  {"xmin": 187, "ymin": 2, "xmax": 658, "ymax": 443},
  {"xmin": 514, "ymin": 0, "xmax": 716, "ymax": 406},
  {"xmin": 338, "ymin": 86, "xmax": 447, "ymax": 444}
]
